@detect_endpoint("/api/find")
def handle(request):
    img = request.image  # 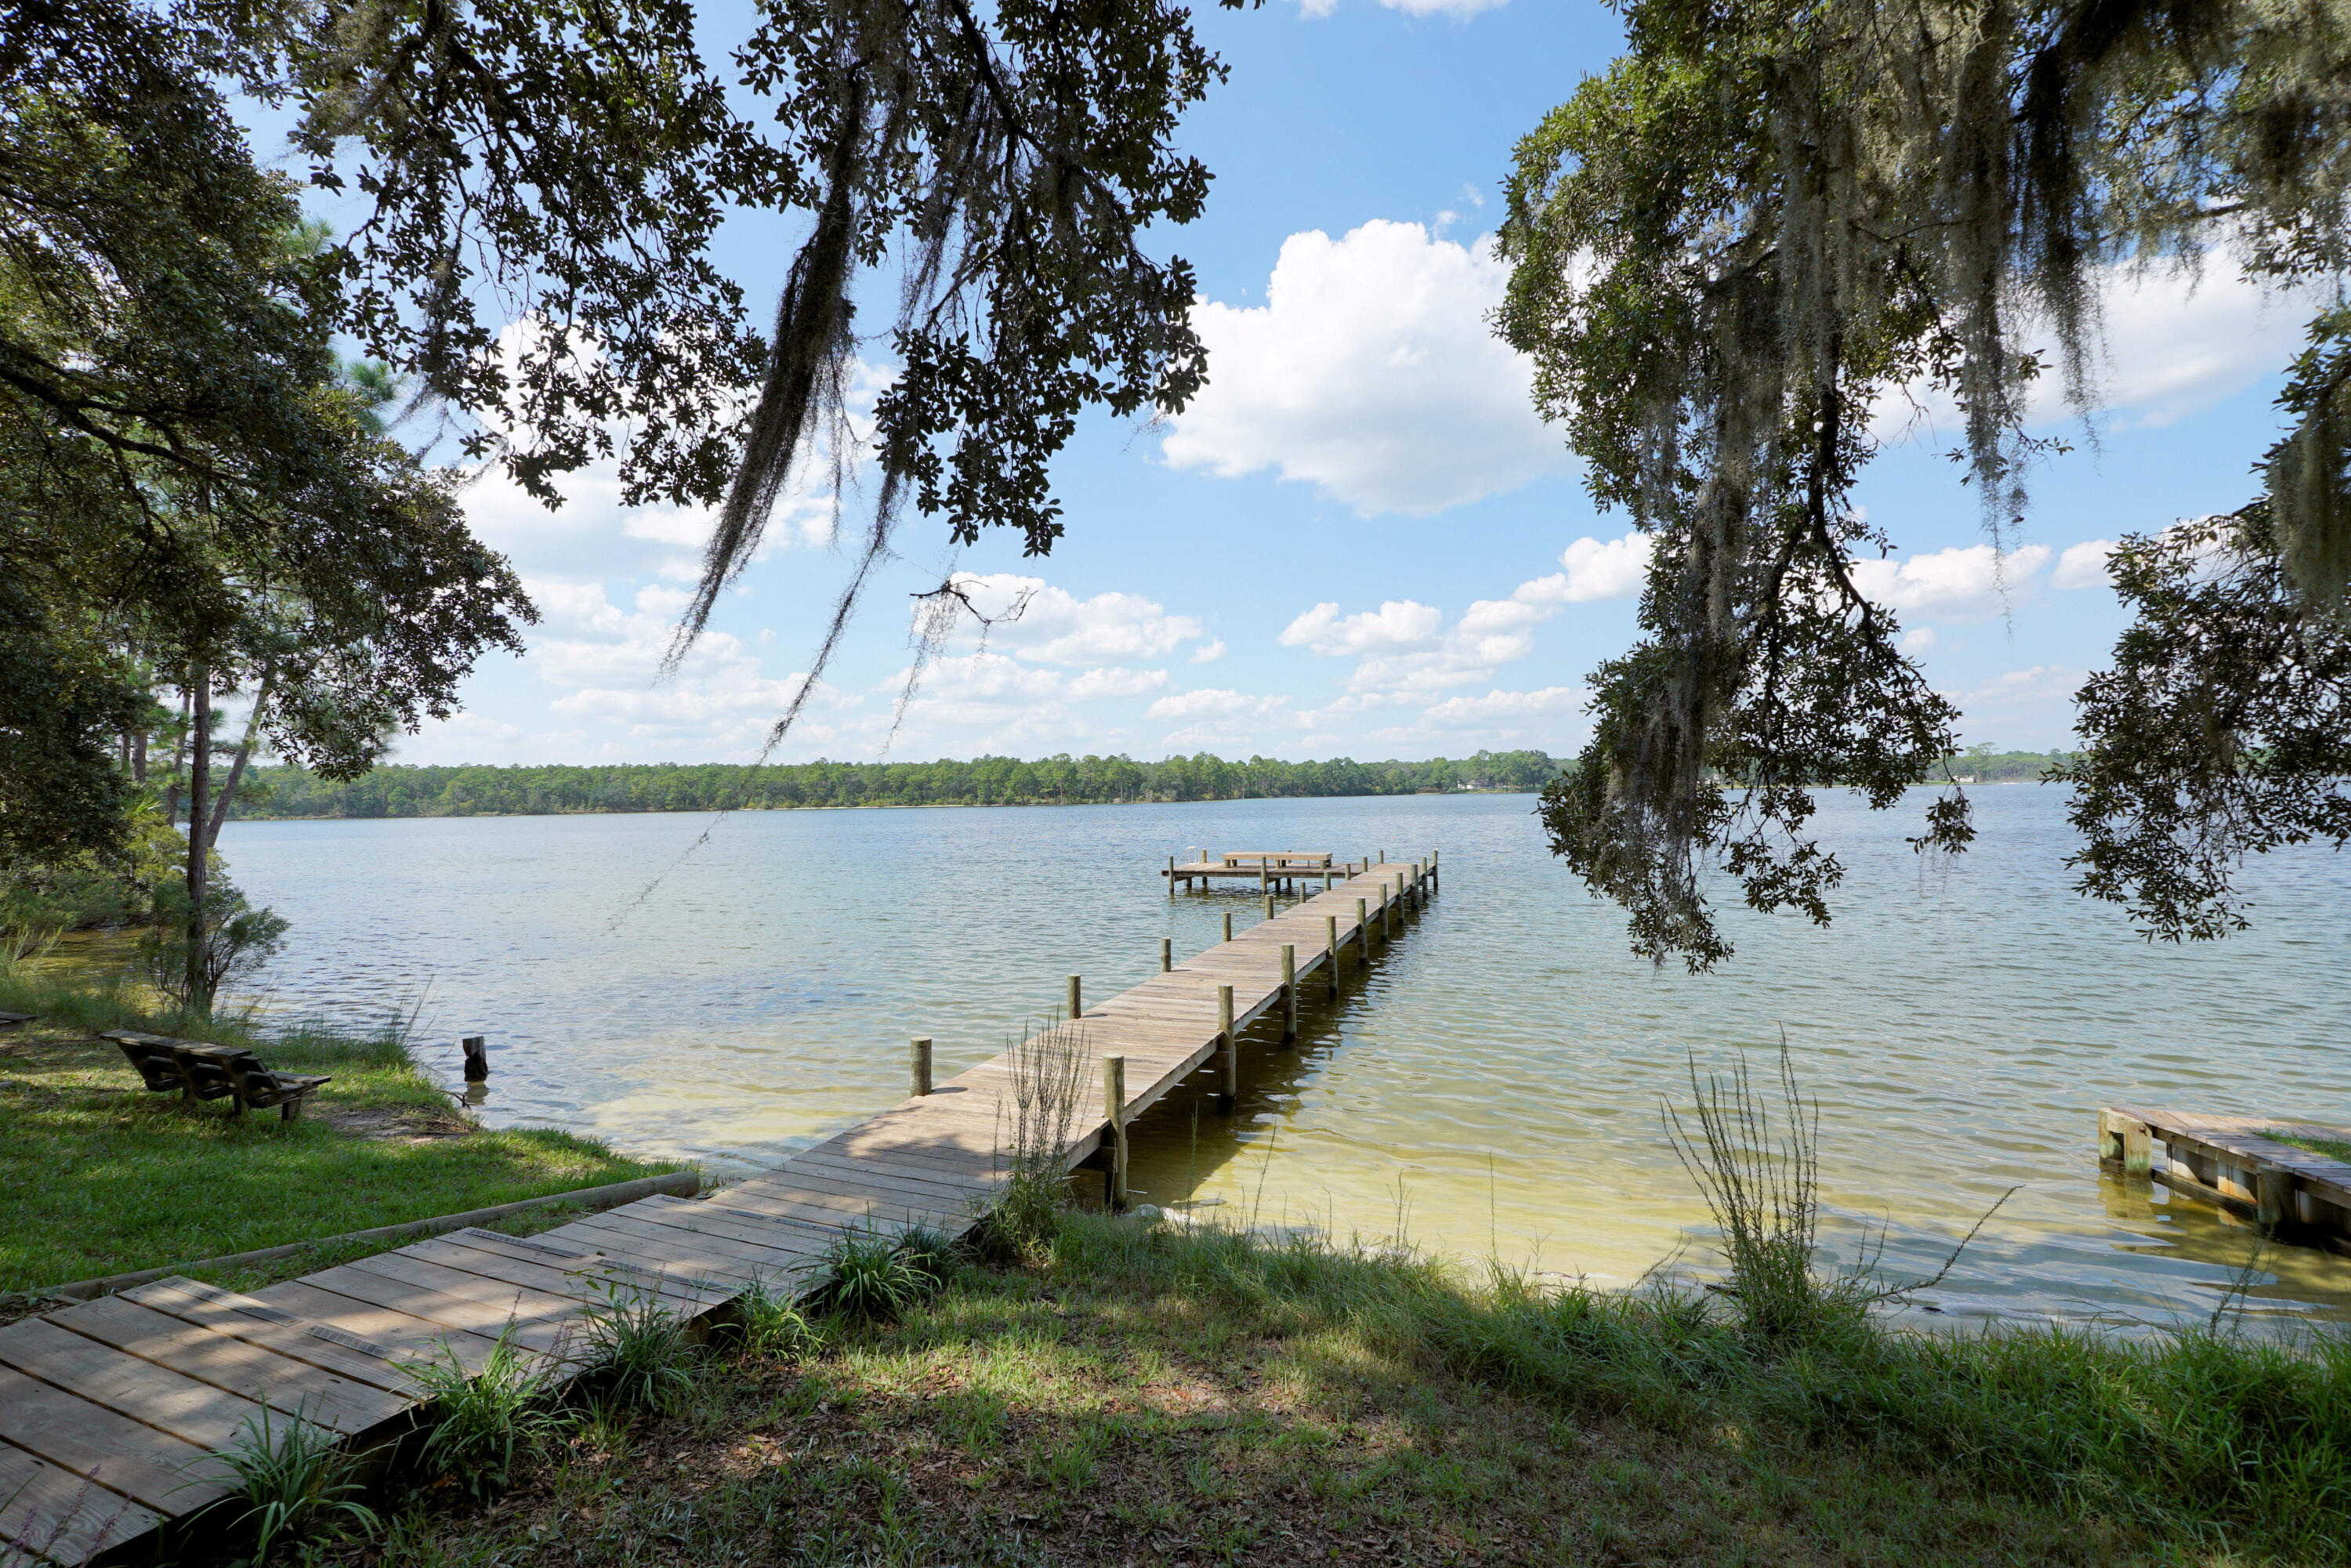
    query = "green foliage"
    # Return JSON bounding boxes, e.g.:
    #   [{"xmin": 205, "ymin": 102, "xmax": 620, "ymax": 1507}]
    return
[
  {"xmin": 136, "ymin": 877, "xmax": 289, "ymax": 1011},
  {"xmin": 226, "ymin": 750, "xmax": 1563, "ymax": 818},
  {"xmin": 573, "ymin": 1279, "xmax": 700, "ymax": 1414},
  {"xmin": 726, "ymin": 1276, "xmax": 826, "ymax": 1360},
  {"xmin": 1499, "ymin": 0, "xmax": 2351, "ymax": 965},
  {"xmin": 208, "ymin": 1402, "xmax": 379, "ymax": 1562},
  {"xmin": 814, "ymin": 1229, "xmax": 939, "ymax": 1326},
  {"xmin": 411, "ymin": 1326, "xmax": 564, "ymax": 1497}
]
